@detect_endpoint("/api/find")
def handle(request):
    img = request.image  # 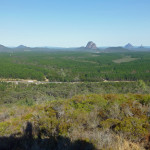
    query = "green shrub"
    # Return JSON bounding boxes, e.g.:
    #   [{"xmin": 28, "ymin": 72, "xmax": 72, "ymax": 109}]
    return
[
  {"xmin": 115, "ymin": 117, "xmax": 149, "ymax": 140},
  {"xmin": 0, "ymin": 122, "xmax": 10, "ymax": 136}
]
